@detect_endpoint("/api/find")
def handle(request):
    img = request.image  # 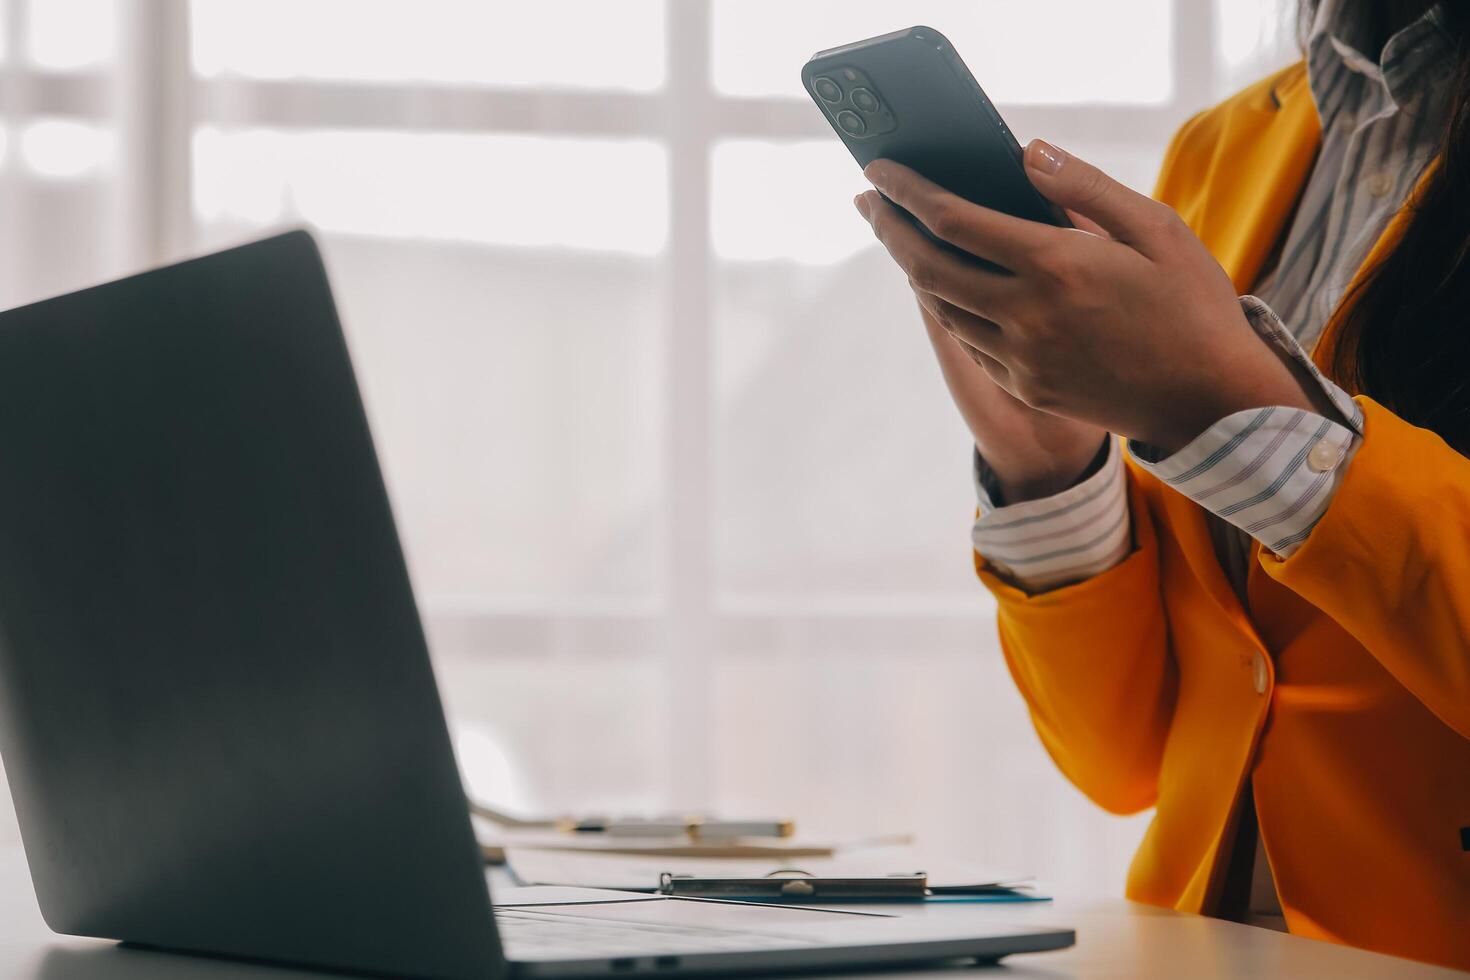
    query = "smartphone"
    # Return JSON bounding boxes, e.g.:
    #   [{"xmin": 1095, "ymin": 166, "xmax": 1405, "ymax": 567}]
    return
[{"xmin": 802, "ymin": 26, "xmax": 1069, "ymax": 231}]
